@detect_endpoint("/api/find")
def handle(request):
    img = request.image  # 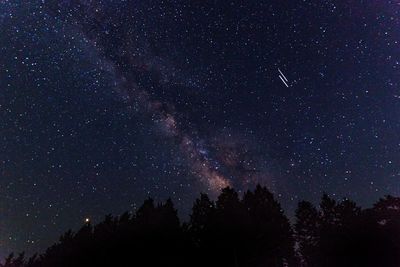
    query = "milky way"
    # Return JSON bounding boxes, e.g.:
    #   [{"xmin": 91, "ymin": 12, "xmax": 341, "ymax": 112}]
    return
[
  {"xmin": 0, "ymin": 0, "xmax": 399, "ymax": 257},
  {"xmin": 55, "ymin": 0, "xmax": 273, "ymax": 194}
]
